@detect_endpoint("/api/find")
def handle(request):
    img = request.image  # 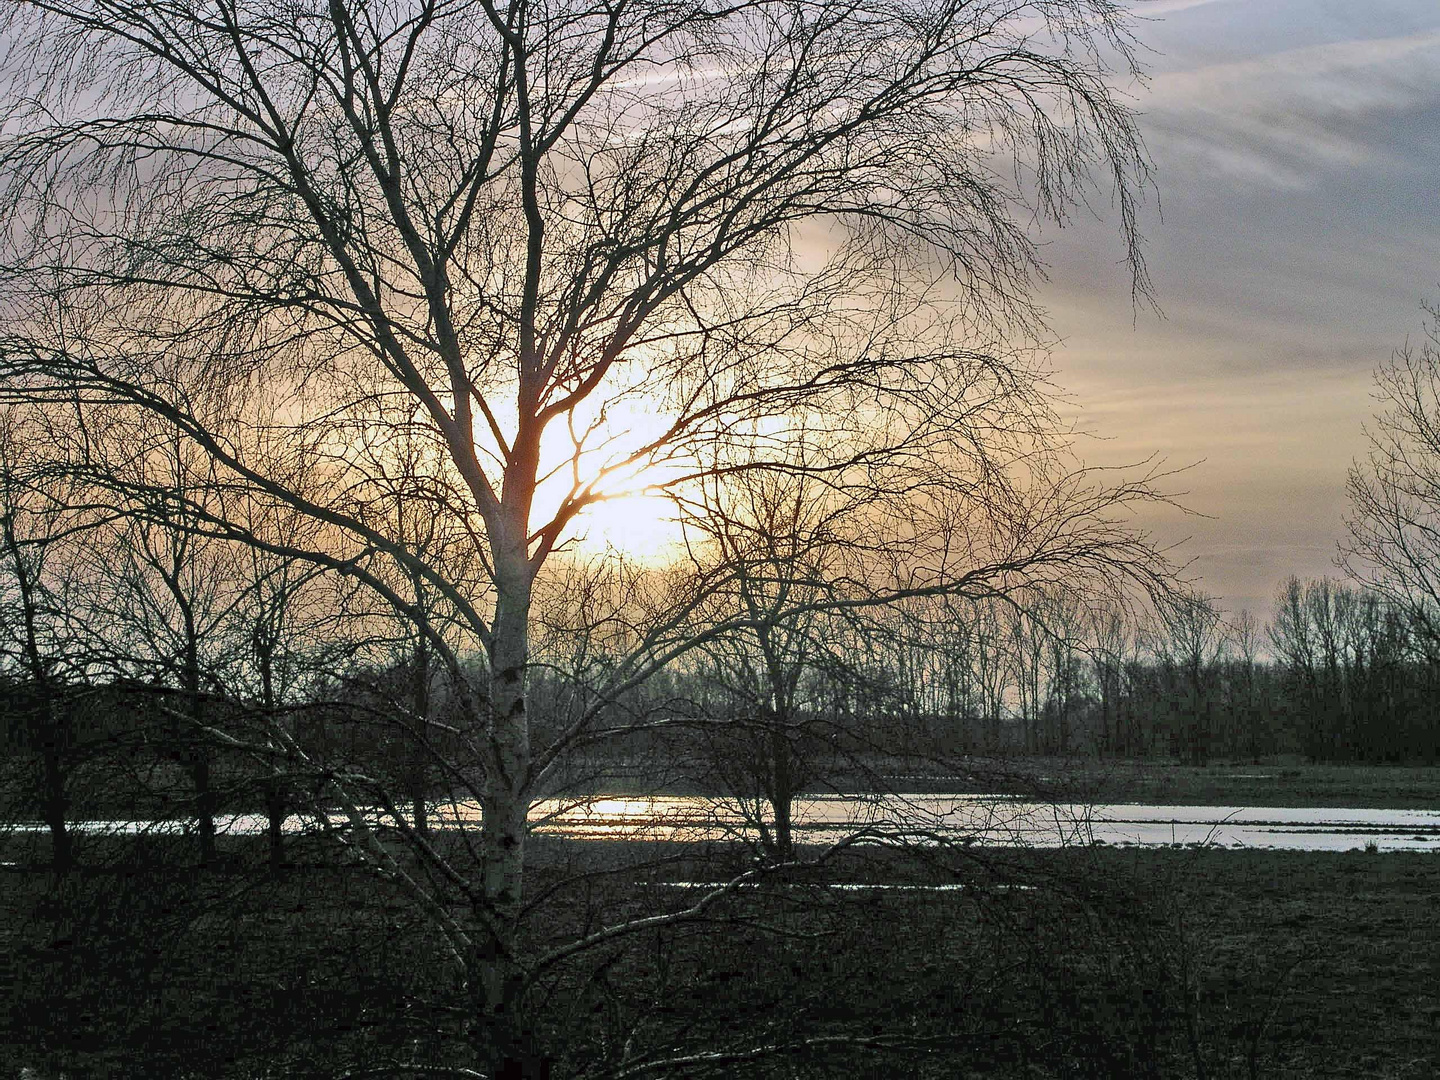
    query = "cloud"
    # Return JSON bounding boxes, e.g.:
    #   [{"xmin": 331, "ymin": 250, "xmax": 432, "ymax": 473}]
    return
[
  {"xmin": 1029, "ymin": 3, "xmax": 1440, "ymax": 616},
  {"xmin": 1126, "ymin": 0, "xmax": 1229, "ymax": 16},
  {"xmin": 1061, "ymin": 366, "xmax": 1365, "ymax": 616},
  {"xmin": 1140, "ymin": 27, "xmax": 1440, "ymax": 188}
]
